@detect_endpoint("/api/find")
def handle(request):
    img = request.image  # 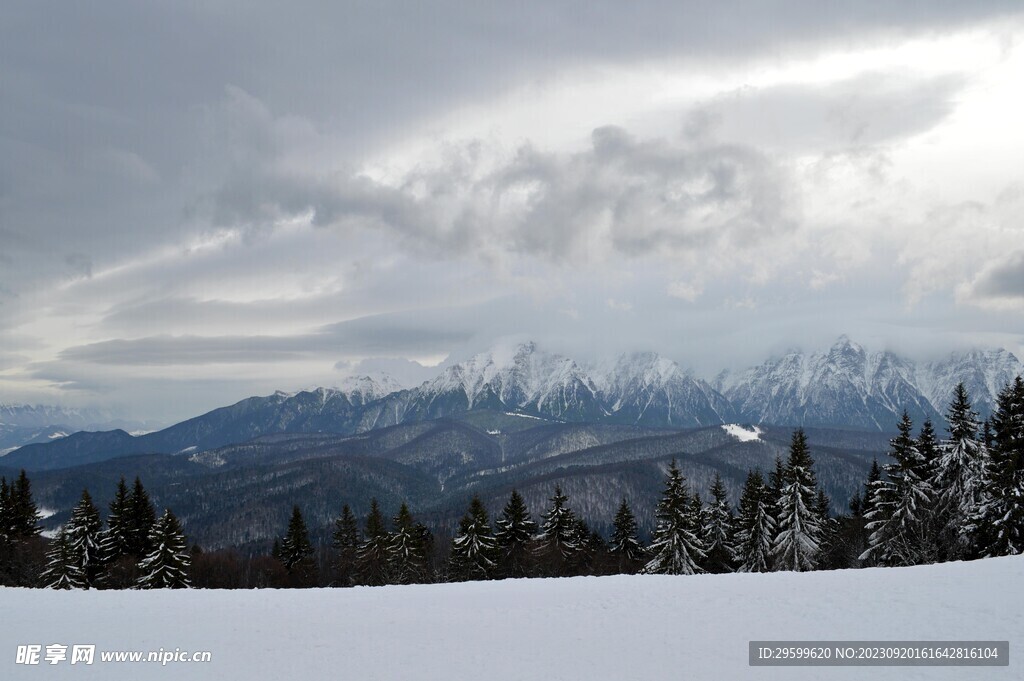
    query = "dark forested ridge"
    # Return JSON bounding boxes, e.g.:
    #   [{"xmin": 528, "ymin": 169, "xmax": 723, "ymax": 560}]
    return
[{"xmin": 21, "ymin": 415, "xmax": 884, "ymax": 551}]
